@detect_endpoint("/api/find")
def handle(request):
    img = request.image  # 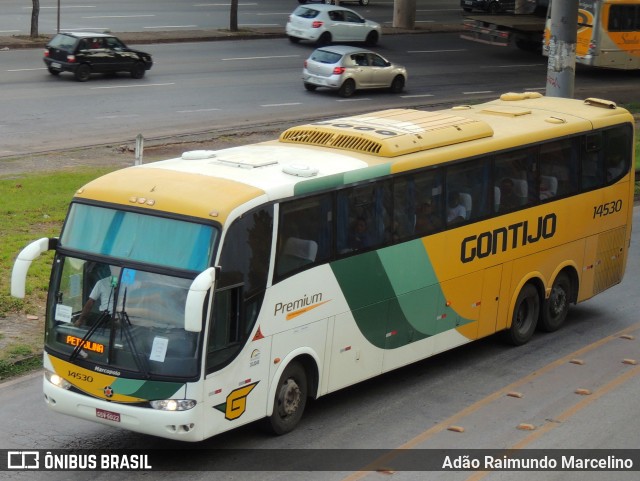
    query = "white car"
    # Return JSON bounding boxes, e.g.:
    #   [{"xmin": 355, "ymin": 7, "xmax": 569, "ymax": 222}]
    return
[
  {"xmin": 302, "ymin": 45, "xmax": 407, "ymax": 97},
  {"xmin": 286, "ymin": 4, "xmax": 381, "ymax": 46}
]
